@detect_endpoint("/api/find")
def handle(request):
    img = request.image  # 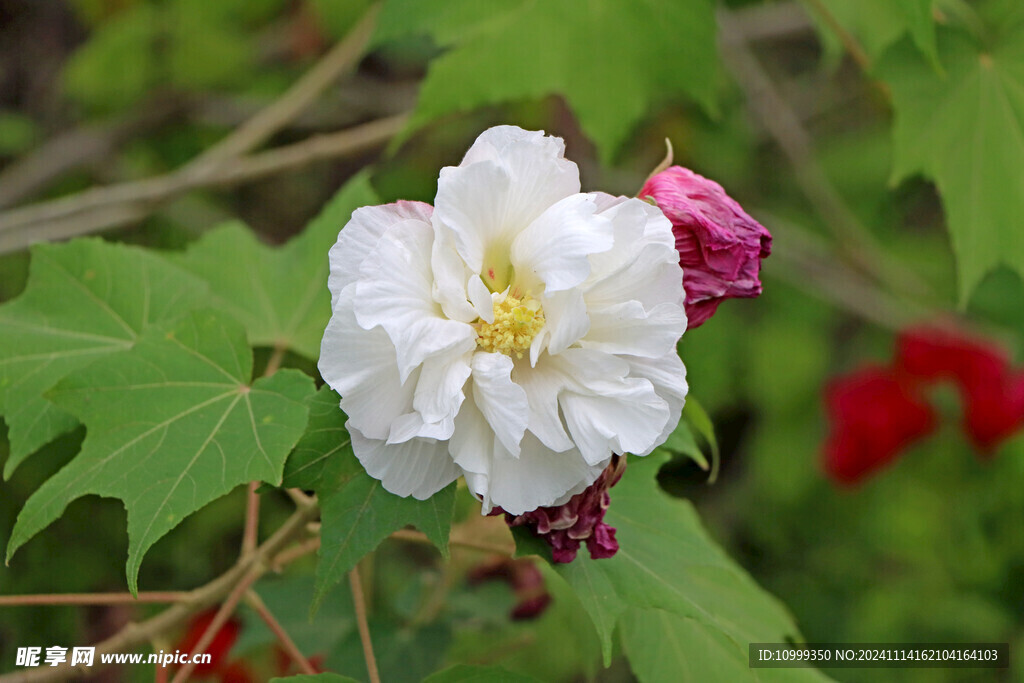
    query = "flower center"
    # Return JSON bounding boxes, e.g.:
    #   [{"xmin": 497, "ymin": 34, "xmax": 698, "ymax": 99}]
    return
[{"xmin": 476, "ymin": 293, "xmax": 545, "ymax": 358}]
